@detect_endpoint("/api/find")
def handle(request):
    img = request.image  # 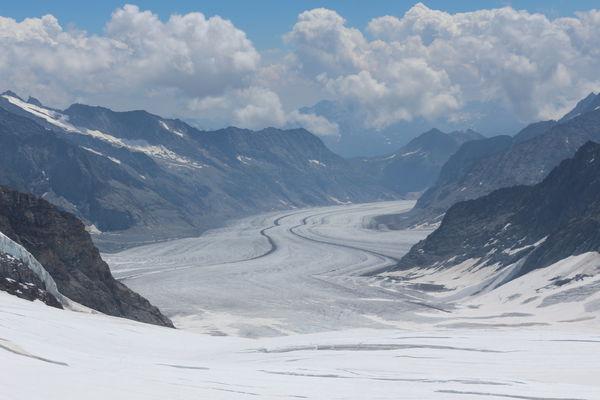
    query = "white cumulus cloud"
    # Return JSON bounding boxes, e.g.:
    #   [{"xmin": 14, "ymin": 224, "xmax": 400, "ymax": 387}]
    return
[
  {"xmin": 285, "ymin": 3, "xmax": 600, "ymax": 128},
  {"xmin": 188, "ymin": 86, "xmax": 338, "ymax": 135},
  {"xmin": 0, "ymin": 5, "xmax": 297, "ymax": 131}
]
